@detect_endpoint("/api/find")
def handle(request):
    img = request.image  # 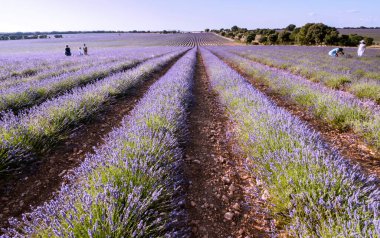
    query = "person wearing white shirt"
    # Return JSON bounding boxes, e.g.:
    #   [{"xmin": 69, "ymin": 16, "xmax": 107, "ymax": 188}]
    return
[{"xmin": 357, "ymin": 40, "xmax": 366, "ymax": 57}]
